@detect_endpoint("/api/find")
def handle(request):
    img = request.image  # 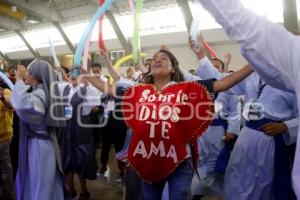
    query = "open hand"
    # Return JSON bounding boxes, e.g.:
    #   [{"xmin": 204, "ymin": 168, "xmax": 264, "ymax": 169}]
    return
[
  {"xmin": 223, "ymin": 132, "xmax": 236, "ymax": 142},
  {"xmin": 16, "ymin": 65, "xmax": 27, "ymax": 81},
  {"xmin": 189, "ymin": 35, "xmax": 205, "ymax": 59},
  {"xmin": 259, "ymin": 122, "xmax": 288, "ymax": 136},
  {"xmin": 224, "ymin": 53, "xmax": 232, "ymax": 66},
  {"xmin": 99, "ymin": 49, "xmax": 109, "ymax": 60}
]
